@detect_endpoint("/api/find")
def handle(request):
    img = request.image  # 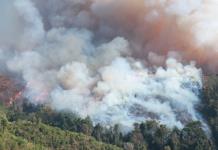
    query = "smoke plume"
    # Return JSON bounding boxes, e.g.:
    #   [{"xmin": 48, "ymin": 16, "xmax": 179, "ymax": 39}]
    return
[{"xmin": 1, "ymin": 0, "xmax": 217, "ymax": 130}]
